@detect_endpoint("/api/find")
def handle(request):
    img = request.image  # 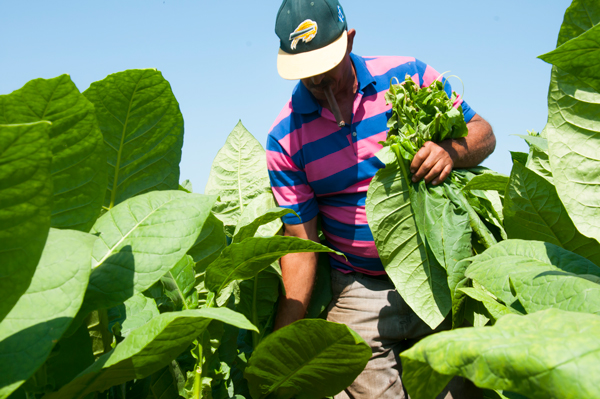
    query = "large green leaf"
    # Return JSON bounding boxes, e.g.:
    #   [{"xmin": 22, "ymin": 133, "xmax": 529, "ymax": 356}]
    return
[
  {"xmin": 0, "ymin": 75, "xmax": 107, "ymax": 231},
  {"xmin": 0, "ymin": 229, "xmax": 96, "ymax": 399},
  {"xmin": 539, "ymin": 4, "xmax": 600, "ymax": 243},
  {"xmin": 510, "ymin": 268, "xmax": 600, "ymax": 315},
  {"xmin": 422, "ymin": 184, "xmax": 472, "ymax": 274},
  {"xmin": 245, "ymin": 319, "xmax": 371, "ymax": 399},
  {"xmin": 0, "ymin": 122, "xmax": 52, "ymax": 323},
  {"xmin": 555, "ymin": 0, "xmax": 600, "ymax": 47},
  {"xmin": 544, "ymin": 66, "xmax": 600, "ymax": 244},
  {"xmin": 80, "ymin": 191, "xmax": 217, "ymax": 316},
  {"xmin": 205, "ymin": 121, "xmax": 271, "ymax": 234},
  {"xmin": 504, "ymin": 162, "xmax": 600, "ymax": 265},
  {"xmin": 400, "ymin": 309, "xmax": 600, "ymax": 399},
  {"xmin": 45, "ymin": 308, "xmax": 257, "ymax": 399},
  {"xmin": 205, "ymin": 235, "xmax": 339, "ymax": 295},
  {"xmin": 83, "ymin": 69, "xmax": 184, "ymax": 208},
  {"xmin": 366, "ymin": 147, "xmax": 450, "ymax": 329},
  {"xmin": 540, "ymin": 24, "xmax": 600, "ymax": 94},
  {"xmin": 465, "ymin": 239, "xmax": 600, "ymax": 308}
]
